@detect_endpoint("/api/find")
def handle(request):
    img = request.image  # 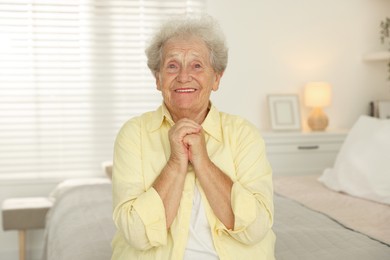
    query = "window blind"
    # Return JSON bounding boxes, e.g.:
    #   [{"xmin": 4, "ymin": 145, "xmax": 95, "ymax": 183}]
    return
[{"xmin": 0, "ymin": 0, "xmax": 206, "ymax": 180}]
